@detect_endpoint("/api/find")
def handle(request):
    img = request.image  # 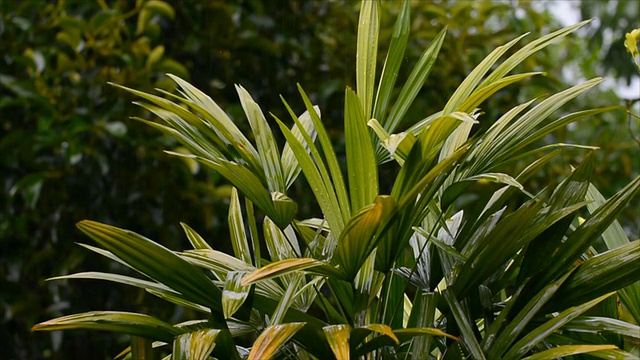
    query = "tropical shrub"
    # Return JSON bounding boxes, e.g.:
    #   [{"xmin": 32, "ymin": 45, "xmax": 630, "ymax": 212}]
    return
[
  {"xmin": 4, "ymin": 1, "xmax": 601, "ymax": 357},
  {"xmin": 33, "ymin": 1, "xmax": 640, "ymax": 359}
]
